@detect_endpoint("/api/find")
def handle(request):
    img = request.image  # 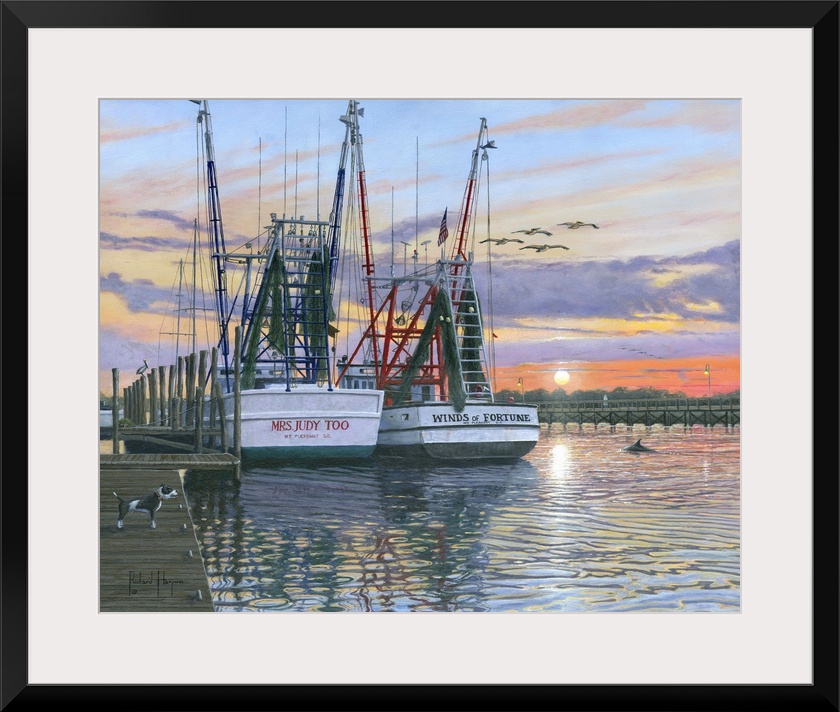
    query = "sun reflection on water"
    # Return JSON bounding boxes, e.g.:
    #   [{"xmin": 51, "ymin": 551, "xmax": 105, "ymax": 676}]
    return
[{"xmin": 549, "ymin": 443, "xmax": 570, "ymax": 479}]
